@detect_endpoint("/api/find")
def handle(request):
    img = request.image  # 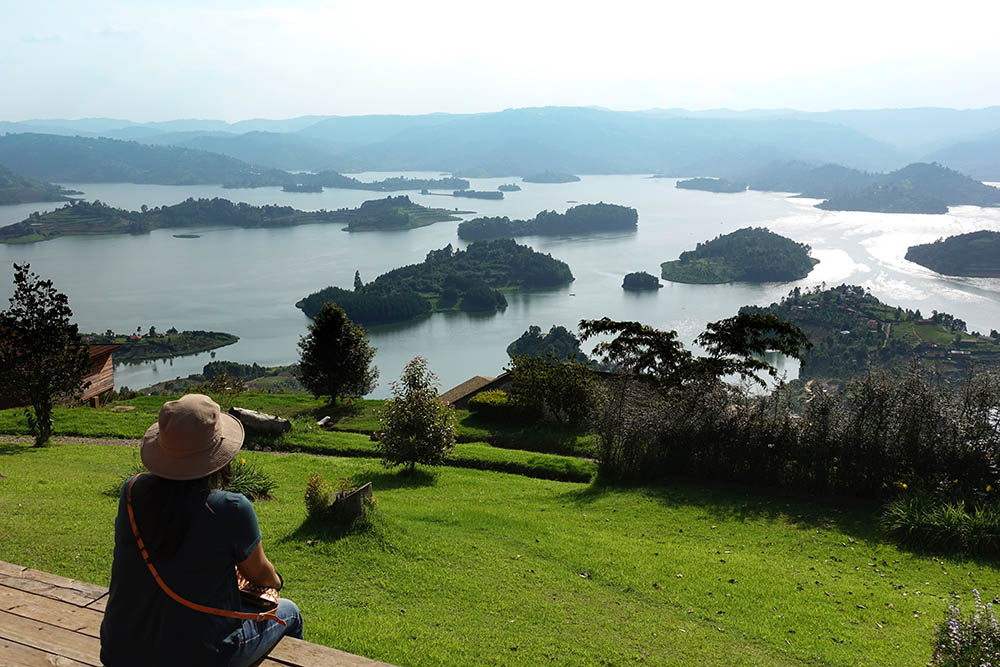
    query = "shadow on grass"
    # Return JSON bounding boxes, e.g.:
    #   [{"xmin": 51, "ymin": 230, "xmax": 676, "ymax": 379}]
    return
[
  {"xmin": 306, "ymin": 400, "xmax": 367, "ymax": 423},
  {"xmin": 348, "ymin": 466, "xmax": 438, "ymax": 492},
  {"xmin": 457, "ymin": 415, "xmax": 595, "ymax": 456},
  {"xmin": 563, "ymin": 477, "xmax": 1000, "ymax": 567},
  {"xmin": 0, "ymin": 442, "xmax": 43, "ymax": 456}
]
